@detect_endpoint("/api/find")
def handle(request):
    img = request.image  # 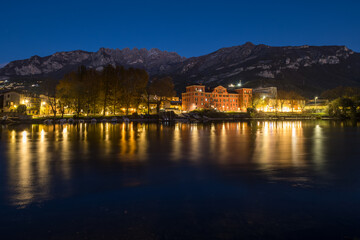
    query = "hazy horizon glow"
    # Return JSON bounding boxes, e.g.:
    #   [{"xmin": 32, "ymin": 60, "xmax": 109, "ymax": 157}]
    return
[{"xmin": 1, "ymin": 0, "xmax": 359, "ymax": 63}]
